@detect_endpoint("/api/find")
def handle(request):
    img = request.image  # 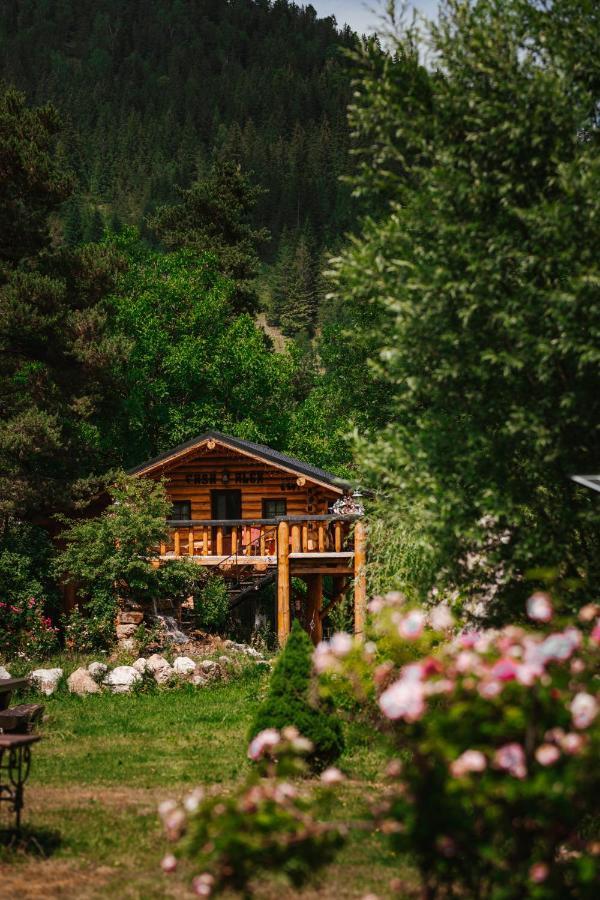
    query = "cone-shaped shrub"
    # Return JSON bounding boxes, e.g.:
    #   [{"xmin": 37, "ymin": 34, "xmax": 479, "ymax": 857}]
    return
[{"xmin": 249, "ymin": 620, "xmax": 344, "ymax": 771}]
